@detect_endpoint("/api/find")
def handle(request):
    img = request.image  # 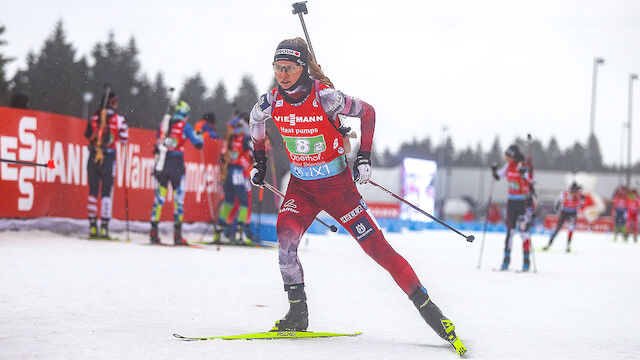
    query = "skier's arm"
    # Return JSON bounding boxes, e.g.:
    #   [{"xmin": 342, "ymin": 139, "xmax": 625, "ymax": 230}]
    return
[
  {"xmin": 318, "ymin": 88, "xmax": 375, "ymax": 154},
  {"xmin": 249, "ymin": 93, "xmax": 274, "ymax": 186},
  {"xmin": 518, "ymin": 164, "xmax": 536, "ymax": 185},
  {"xmin": 183, "ymin": 123, "xmax": 203, "ymax": 149},
  {"xmin": 553, "ymin": 192, "xmax": 563, "ymax": 212},
  {"xmin": 84, "ymin": 119, "xmax": 94, "ymax": 140},
  {"xmin": 493, "ymin": 163, "xmax": 508, "ymax": 180},
  {"xmin": 205, "ymin": 123, "xmax": 219, "ymax": 139},
  {"xmin": 249, "ymin": 93, "xmax": 273, "ymax": 154}
]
